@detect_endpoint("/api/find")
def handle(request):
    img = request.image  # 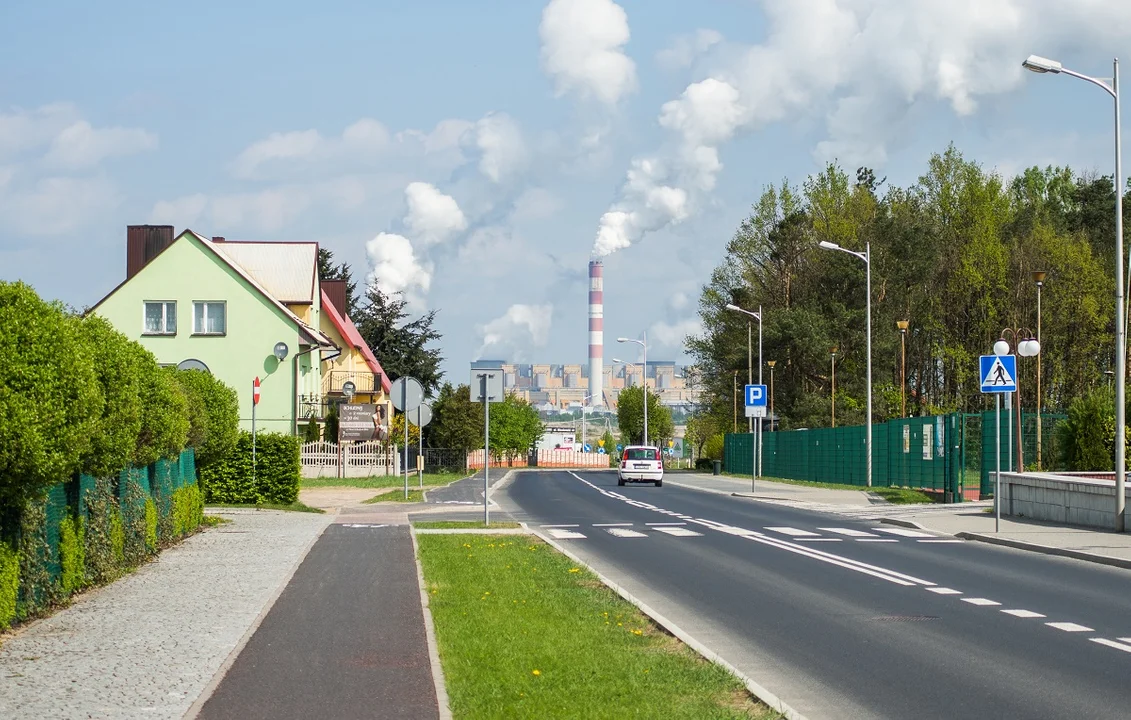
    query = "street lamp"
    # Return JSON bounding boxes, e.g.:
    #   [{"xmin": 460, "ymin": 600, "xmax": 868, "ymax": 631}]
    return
[
  {"xmin": 733, "ymin": 370, "xmax": 739, "ymax": 433},
  {"xmin": 818, "ymin": 238, "xmax": 873, "ymax": 487},
  {"xmin": 1023, "ymin": 53, "xmax": 1124, "ymax": 528},
  {"xmin": 996, "ymin": 329, "xmax": 1041, "ymax": 472},
  {"xmin": 616, "ymin": 332, "xmax": 649, "ymax": 446},
  {"xmin": 896, "ymin": 320, "xmax": 909, "ymax": 418},
  {"xmin": 830, "ymin": 347, "xmax": 838, "ymax": 428},
  {"xmin": 1033, "ymin": 272, "xmax": 1047, "ymax": 470},
  {"xmin": 767, "ymin": 360, "xmax": 777, "ymax": 431},
  {"xmin": 725, "ymin": 303, "xmax": 764, "ymax": 476}
]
